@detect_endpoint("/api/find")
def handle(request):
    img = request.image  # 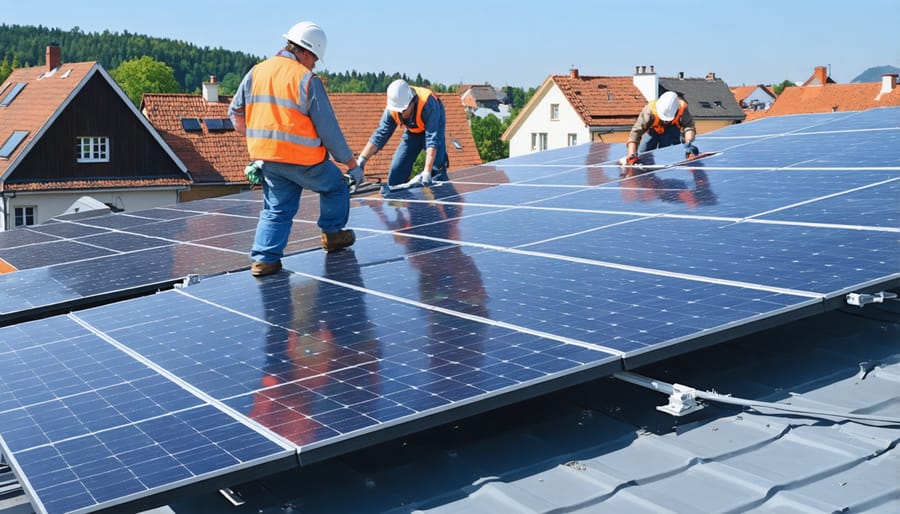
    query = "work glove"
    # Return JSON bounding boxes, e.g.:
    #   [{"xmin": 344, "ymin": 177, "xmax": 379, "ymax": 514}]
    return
[
  {"xmin": 244, "ymin": 160, "xmax": 263, "ymax": 185},
  {"xmin": 356, "ymin": 155, "xmax": 368, "ymax": 171},
  {"xmin": 346, "ymin": 166, "xmax": 364, "ymax": 194},
  {"xmin": 625, "ymin": 153, "xmax": 640, "ymax": 165},
  {"xmin": 684, "ymin": 142, "xmax": 699, "ymax": 158}
]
